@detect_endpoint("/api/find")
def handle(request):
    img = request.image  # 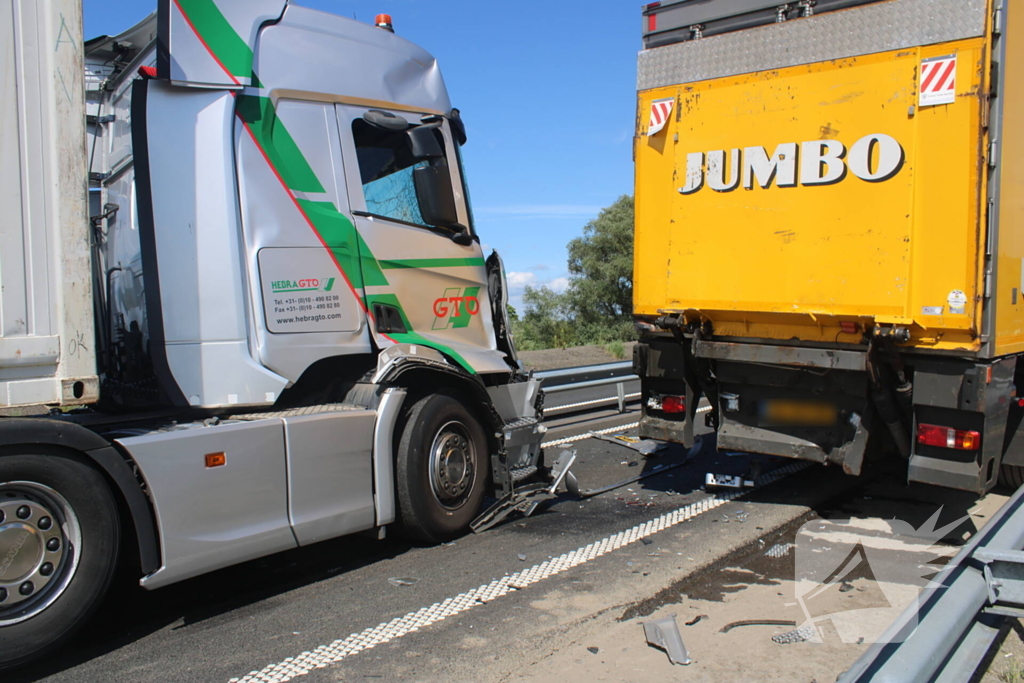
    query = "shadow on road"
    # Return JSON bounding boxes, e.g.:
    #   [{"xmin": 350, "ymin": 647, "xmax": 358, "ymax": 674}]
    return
[{"xmin": 11, "ymin": 534, "xmax": 416, "ymax": 682}]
